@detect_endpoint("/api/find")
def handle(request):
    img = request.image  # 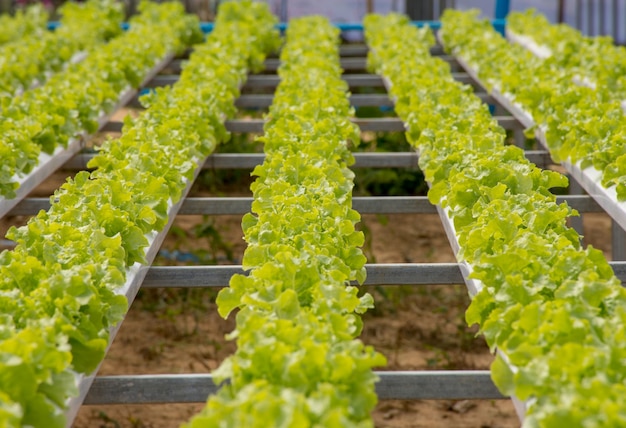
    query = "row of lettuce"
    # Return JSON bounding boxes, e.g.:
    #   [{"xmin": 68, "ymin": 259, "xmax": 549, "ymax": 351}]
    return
[
  {"xmin": 0, "ymin": 5, "xmax": 48, "ymax": 45},
  {"xmin": 438, "ymin": 10, "xmax": 626, "ymax": 202},
  {"xmin": 184, "ymin": 14, "xmax": 385, "ymax": 428},
  {"xmin": 507, "ymin": 9, "xmax": 626, "ymax": 102},
  {"xmin": 365, "ymin": 12, "xmax": 626, "ymax": 427},
  {"xmin": 0, "ymin": 0, "xmax": 121, "ymax": 100},
  {"xmin": 0, "ymin": 1, "xmax": 279, "ymax": 426},
  {"xmin": 0, "ymin": 0, "xmax": 202, "ymax": 199}
]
